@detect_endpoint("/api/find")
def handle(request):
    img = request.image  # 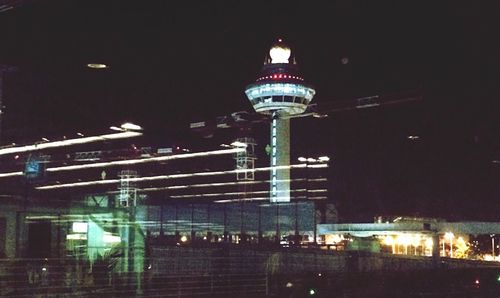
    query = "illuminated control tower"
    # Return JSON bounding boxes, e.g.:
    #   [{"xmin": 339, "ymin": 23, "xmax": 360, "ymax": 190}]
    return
[{"xmin": 245, "ymin": 40, "xmax": 316, "ymax": 203}]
